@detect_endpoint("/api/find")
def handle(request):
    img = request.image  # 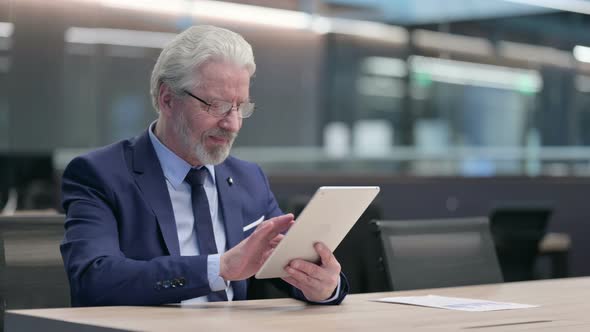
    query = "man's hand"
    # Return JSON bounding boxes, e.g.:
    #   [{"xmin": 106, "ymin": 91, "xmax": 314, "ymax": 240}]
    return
[
  {"xmin": 281, "ymin": 242, "xmax": 341, "ymax": 302},
  {"xmin": 220, "ymin": 214, "xmax": 294, "ymax": 281}
]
